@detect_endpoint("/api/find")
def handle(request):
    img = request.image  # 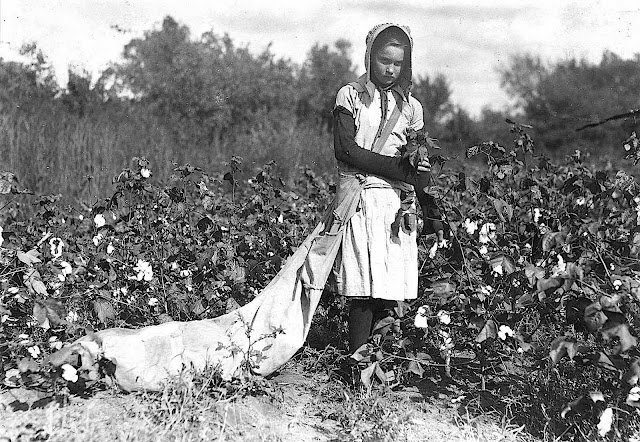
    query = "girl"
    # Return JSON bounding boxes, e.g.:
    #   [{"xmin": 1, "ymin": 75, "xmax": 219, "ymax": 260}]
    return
[{"xmin": 332, "ymin": 23, "xmax": 444, "ymax": 355}]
